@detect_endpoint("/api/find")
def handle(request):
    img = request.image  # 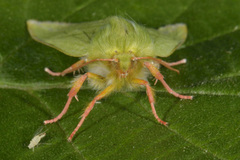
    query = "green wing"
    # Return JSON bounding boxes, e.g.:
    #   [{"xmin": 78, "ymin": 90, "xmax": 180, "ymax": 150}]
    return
[
  {"xmin": 147, "ymin": 23, "xmax": 187, "ymax": 57},
  {"xmin": 27, "ymin": 19, "xmax": 106, "ymax": 57},
  {"xmin": 27, "ymin": 17, "xmax": 187, "ymax": 58}
]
